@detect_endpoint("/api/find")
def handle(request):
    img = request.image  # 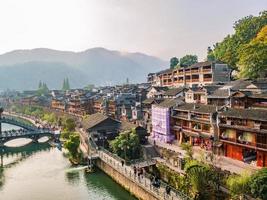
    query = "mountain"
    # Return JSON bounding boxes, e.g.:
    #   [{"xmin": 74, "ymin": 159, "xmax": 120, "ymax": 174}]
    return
[{"xmin": 0, "ymin": 47, "xmax": 167, "ymax": 90}]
